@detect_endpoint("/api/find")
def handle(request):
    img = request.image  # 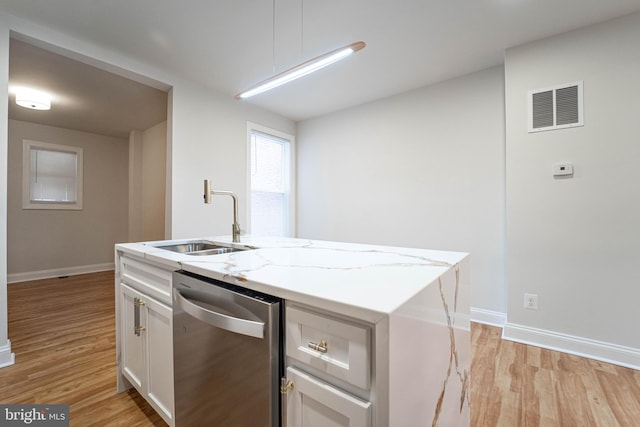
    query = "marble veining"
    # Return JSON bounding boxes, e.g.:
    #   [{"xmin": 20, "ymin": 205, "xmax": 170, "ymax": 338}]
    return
[
  {"xmin": 387, "ymin": 248, "xmax": 469, "ymax": 426},
  {"xmin": 121, "ymin": 235, "xmax": 468, "ymax": 317},
  {"xmin": 185, "ymin": 243, "xmax": 454, "ymax": 282},
  {"xmin": 432, "ymin": 268, "xmax": 470, "ymax": 426}
]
